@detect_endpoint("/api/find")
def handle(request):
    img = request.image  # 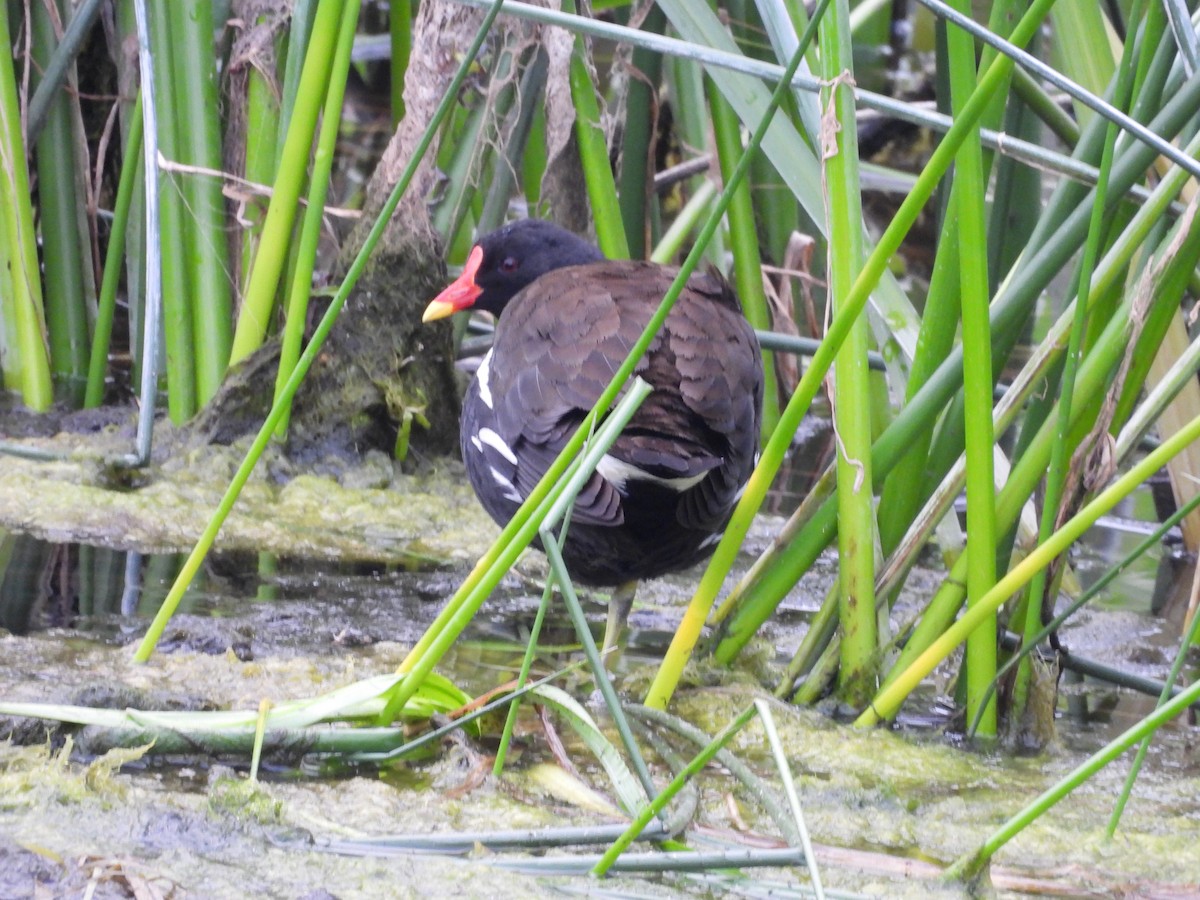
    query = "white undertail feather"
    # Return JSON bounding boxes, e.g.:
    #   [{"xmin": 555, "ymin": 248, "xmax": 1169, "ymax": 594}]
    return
[{"xmin": 596, "ymin": 454, "xmax": 708, "ymax": 493}]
